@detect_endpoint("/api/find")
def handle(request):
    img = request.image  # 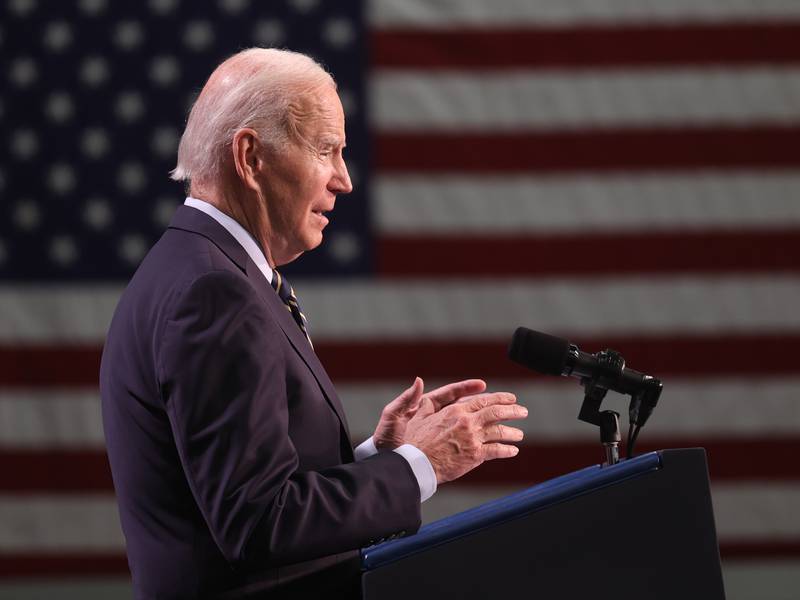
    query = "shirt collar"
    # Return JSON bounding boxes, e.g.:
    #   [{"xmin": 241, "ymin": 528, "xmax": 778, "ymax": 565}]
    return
[{"xmin": 184, "ymin": 197, "xmax": 273, "ymax": 284}]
